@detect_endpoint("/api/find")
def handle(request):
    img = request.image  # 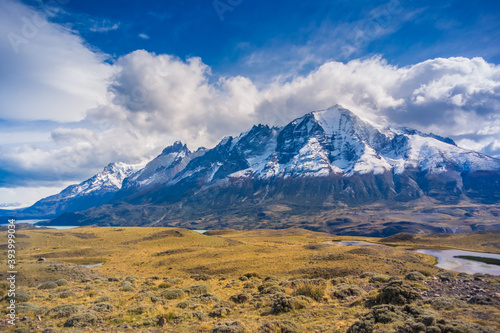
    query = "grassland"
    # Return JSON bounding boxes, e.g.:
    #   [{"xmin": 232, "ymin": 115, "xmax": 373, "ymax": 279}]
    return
[{"xmin": 1, "ymin": 227, "xmax": 499, "ymax": 332}]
